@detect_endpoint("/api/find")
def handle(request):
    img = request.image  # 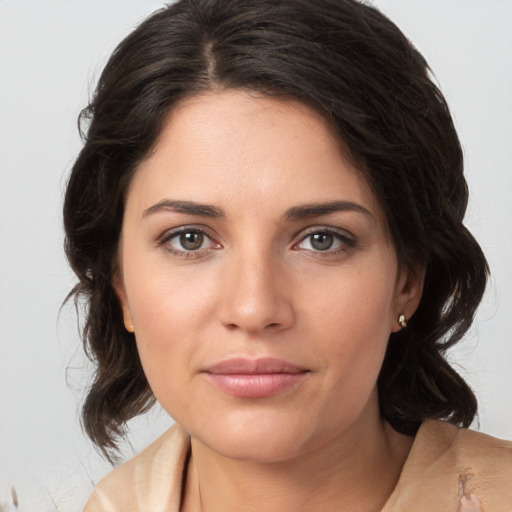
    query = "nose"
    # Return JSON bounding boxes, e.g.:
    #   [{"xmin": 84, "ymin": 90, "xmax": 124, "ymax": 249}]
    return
[{"xmin": 218, "ymin": 249, "xmax": 295, "ymax": 336}]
